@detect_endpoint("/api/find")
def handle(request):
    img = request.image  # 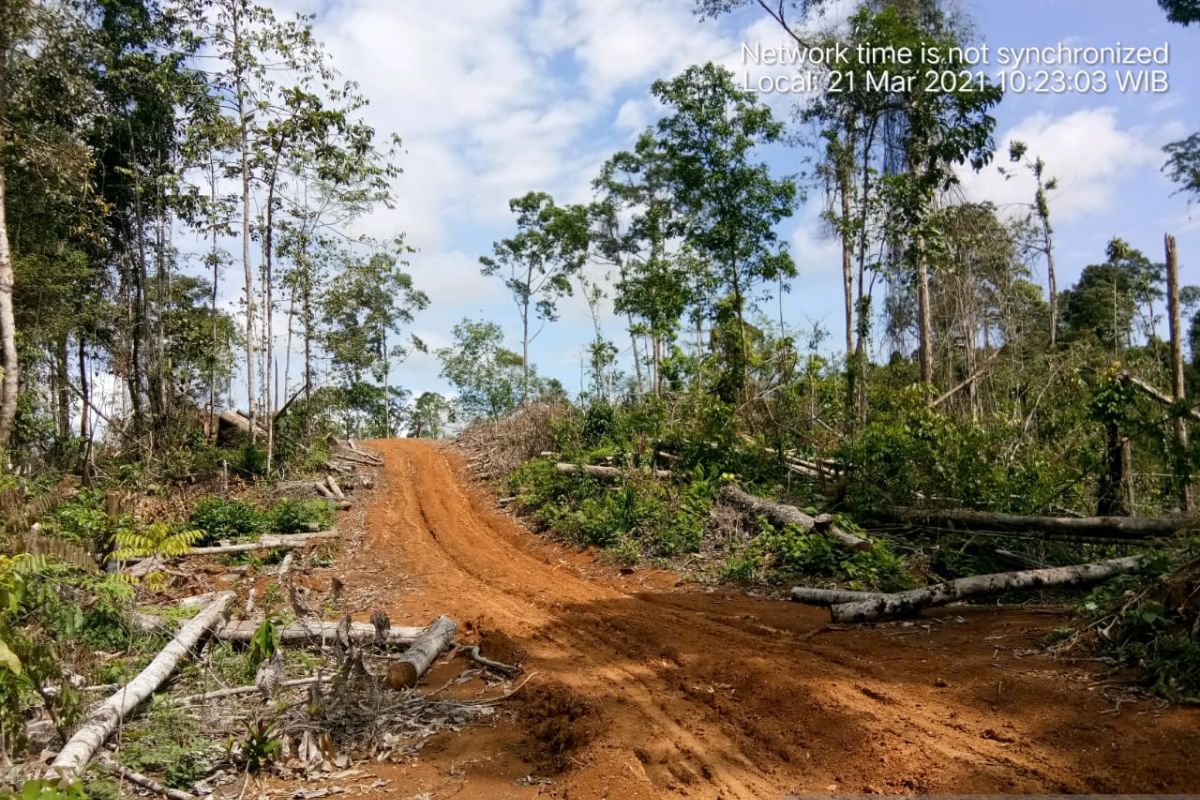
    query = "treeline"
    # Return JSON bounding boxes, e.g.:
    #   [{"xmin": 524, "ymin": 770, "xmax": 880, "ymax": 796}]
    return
[
  {"xmin": 0, "ymin": 0, "xmax": 427, "ymax": 476},
  {"xmin": 438, "ymin": 0, "xmax": 1200, "ymax": 518}
]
